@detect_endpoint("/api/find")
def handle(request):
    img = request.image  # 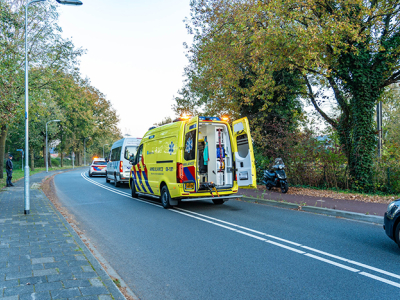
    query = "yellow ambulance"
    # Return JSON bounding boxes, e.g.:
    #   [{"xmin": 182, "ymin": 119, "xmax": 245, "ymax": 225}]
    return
[{"xmin": 129, "ymin": 116, "xmax": 256, "ymax": 208}]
